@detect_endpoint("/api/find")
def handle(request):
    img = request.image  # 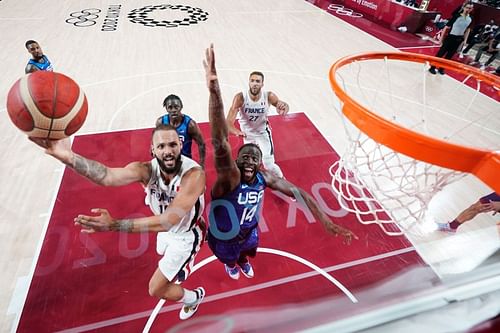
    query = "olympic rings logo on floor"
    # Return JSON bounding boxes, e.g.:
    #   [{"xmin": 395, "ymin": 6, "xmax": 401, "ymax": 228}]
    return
[
  {"xmin": 327, "ymin": 4, "xmax": 363, "ymax": 18},
  {"xmin": 127, "ymin": 4, "xmax": 209, "ymax": 28},
  {"xmin": 65, "ymin": 8, "xmax": 101, "ymax": 27}
]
